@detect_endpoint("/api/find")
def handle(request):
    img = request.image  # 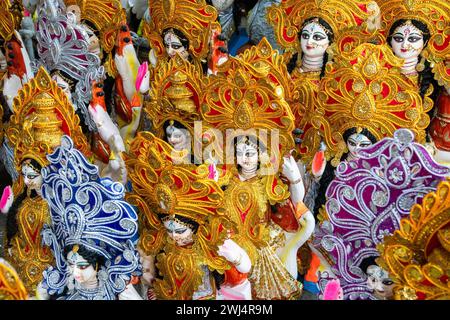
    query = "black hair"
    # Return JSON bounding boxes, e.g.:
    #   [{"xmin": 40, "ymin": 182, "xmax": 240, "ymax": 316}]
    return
[
  {"xmin": 287, "ymin": 17, "xmax": 334, "ymax": 78},
  {"xmin": 313, "ymin": 127, "xmax": 377, "ymax": 218},
  {"xmin": 103, "ymin": 74, "xmax": 115, "ymax": 115},
  {"xmin": 157, "ymin": 213, "xmax": 200, "ymax": 234},
  {"xmin": 342, "ymin": 127, "xmax": 378, "ymax": 159},
  {"xmin": 163, "ymin": 120, "xmax": 189, "ymax": 142},
  {"xmin": 50, "ymin": 69, "xmax": 77, "ymax": 93},
  {"xmin": 6, "ymin": 158, "xmax": 41, "ymax": 246},
  {"xmin": 359, "ymin": 256, "xmax": 378, "ymax": 274},
  {"xmin": 63, "ymin": 243, "xmax": 106, "ymax": 269},
  {"xmin": 212, "ymin": 270, "xmax": 225, "ymax": 290},
  {"xmin": 162, "ymin": 28, "xmax": 190, "ymax": 52},
  {"xmin": 387, "ymin": 19, "xmax": 440, "ymax": 104}
]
